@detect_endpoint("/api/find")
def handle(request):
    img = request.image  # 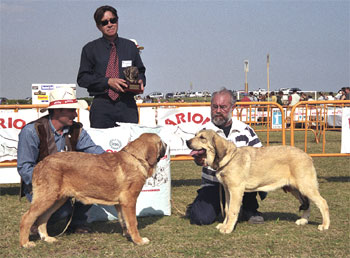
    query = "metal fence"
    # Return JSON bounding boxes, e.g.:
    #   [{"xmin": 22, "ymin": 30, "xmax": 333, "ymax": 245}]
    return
[{"xmin": 0, "ymin": 100, "xmax": 349, "ymax": 168}]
